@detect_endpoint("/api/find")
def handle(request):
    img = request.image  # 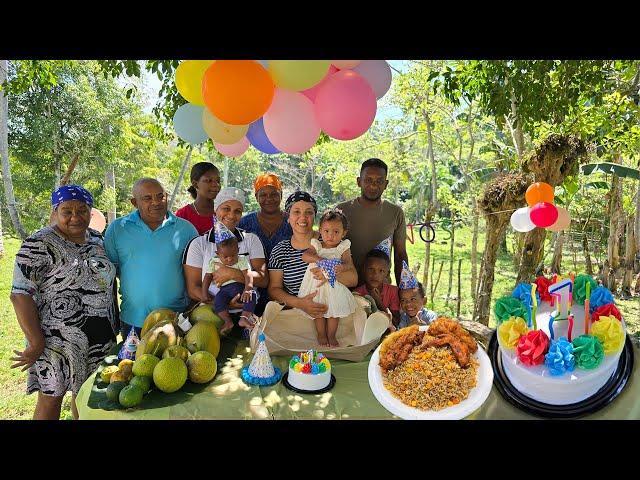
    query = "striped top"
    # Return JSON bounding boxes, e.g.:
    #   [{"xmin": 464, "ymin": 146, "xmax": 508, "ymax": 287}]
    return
[{"xmin": 268, "ymin": 239, "xmax": 308, "ymax": 296}]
